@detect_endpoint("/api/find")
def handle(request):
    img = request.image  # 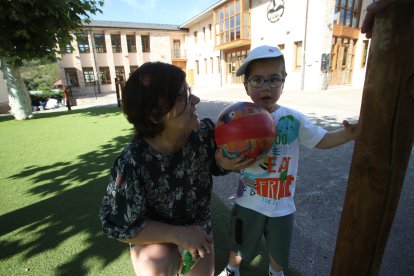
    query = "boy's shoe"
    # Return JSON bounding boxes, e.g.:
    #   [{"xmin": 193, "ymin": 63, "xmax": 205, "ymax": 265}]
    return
[{"xmin": 218, "ymin": 267, "xmax": 240, "ymax": 276}]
